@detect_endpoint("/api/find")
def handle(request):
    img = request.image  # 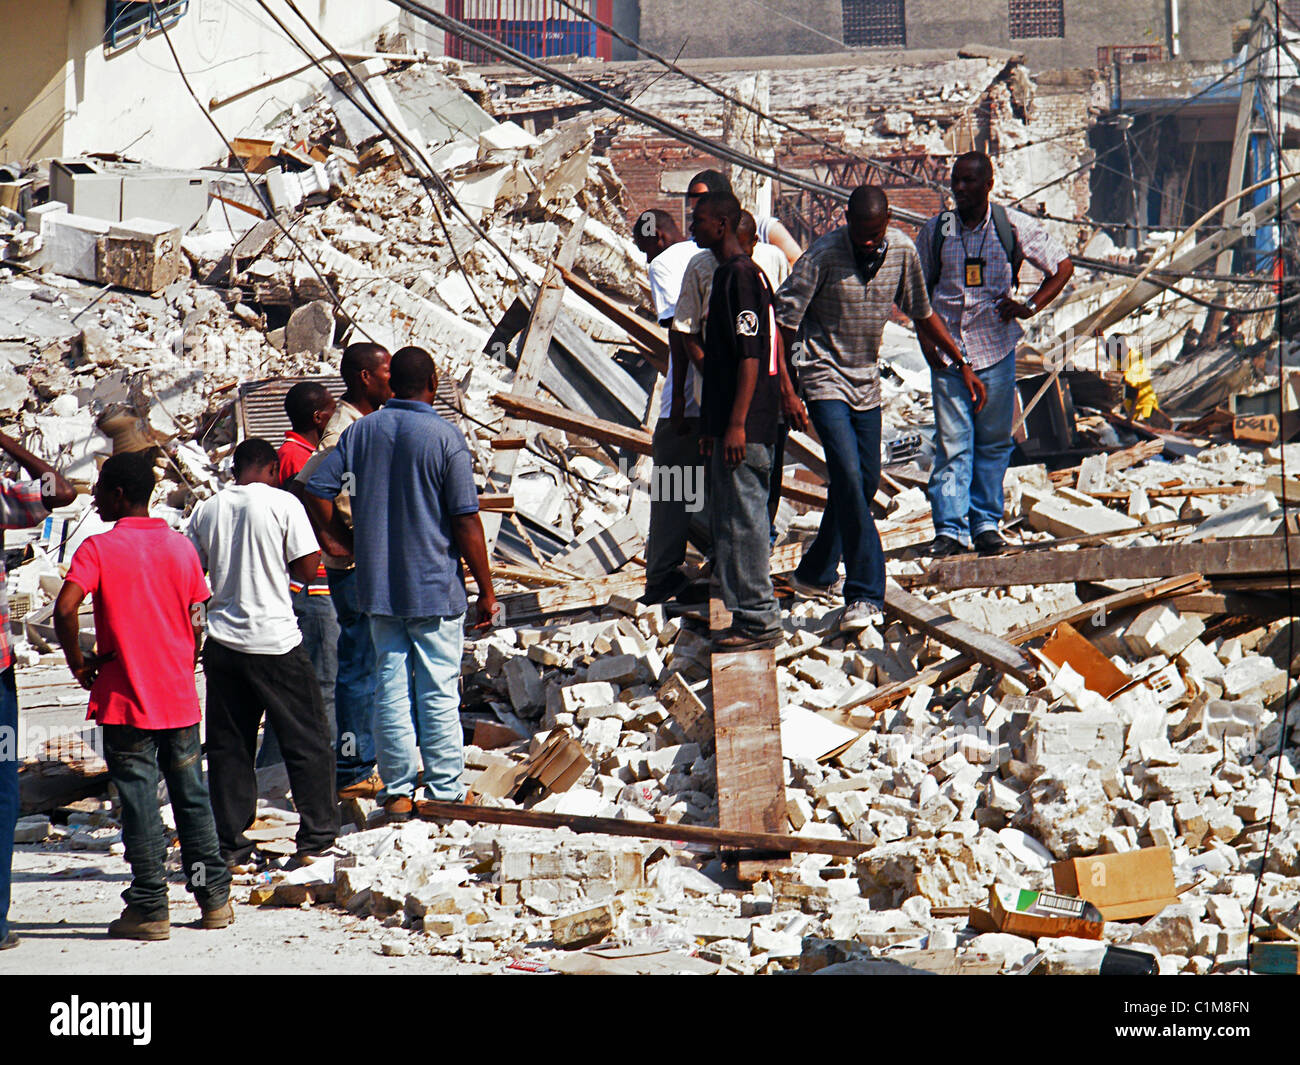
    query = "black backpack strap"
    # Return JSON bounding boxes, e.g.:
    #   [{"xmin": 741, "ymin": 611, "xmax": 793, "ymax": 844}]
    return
[
  {"xmin": 991, "ymin": 203, "xmax": 1023, "ymax": 289},
  {"xmin": 926, "ymin": 211, "xmax": 953, "ymax": 297}
]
